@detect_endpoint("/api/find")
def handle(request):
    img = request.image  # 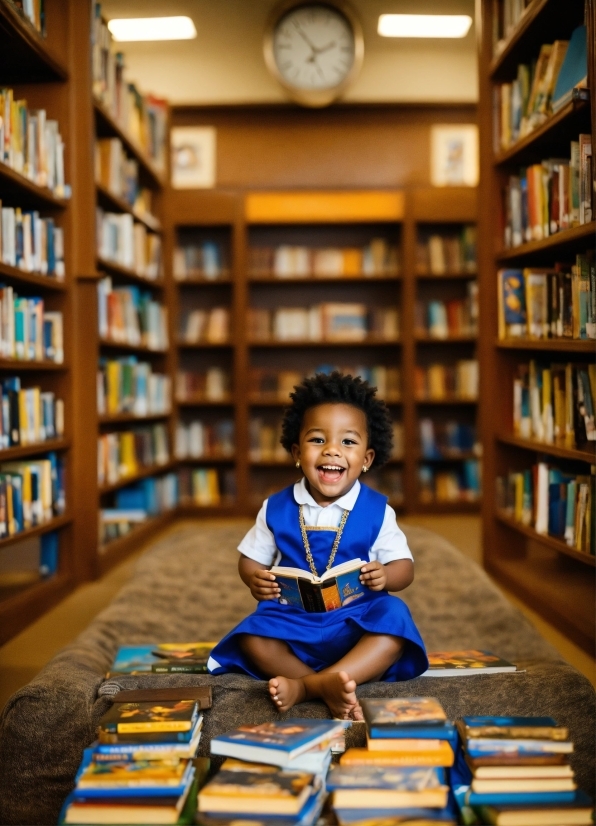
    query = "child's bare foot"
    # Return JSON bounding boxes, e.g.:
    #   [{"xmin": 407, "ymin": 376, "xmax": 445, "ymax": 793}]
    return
[
  {"xmin": 268, "ymin": 676, "xmax": 306, "ymax": 712},
  {"xmin": 304, "ymin": 671, "xmax": 359, "ymax": 720},
  {"xmin": 350, "ymin": 700, "xmax": 364, "ymax": 721}
]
